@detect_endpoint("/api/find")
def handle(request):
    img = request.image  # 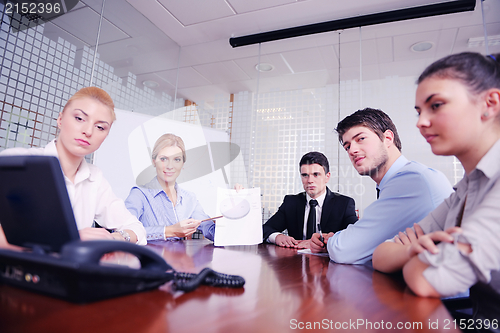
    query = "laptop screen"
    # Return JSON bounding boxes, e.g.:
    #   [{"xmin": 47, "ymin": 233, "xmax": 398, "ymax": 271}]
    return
[{"xmin": 0, "ymin": 155, "xmax": 80, "ymax": 253}]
